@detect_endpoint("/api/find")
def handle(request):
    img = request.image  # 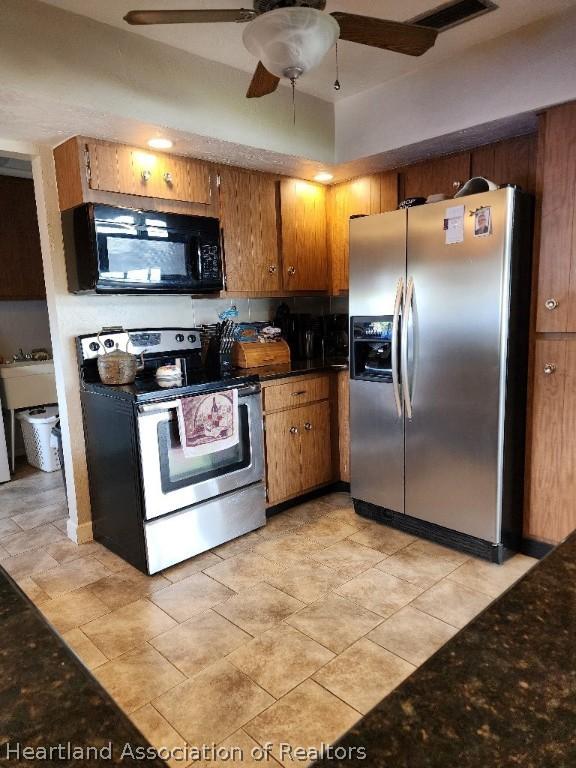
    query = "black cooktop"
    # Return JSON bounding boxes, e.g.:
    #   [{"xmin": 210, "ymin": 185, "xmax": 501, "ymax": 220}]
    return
[{"xmin": 82, "ymin": 368, "xmax": 259, "ymax": 403}]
